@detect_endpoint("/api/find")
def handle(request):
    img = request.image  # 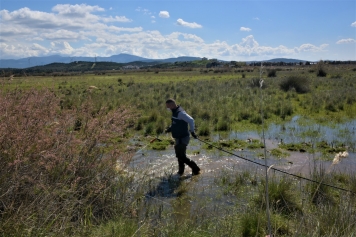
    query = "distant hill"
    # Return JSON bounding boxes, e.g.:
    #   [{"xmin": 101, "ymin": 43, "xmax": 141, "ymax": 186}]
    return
[
  {"xmin": 0, "ymin": 54, "xmax": 202, "ymax": 69},
  {"xmin": 0, "ymin": 53, "xmax": 314, "ymax": 69},
  {"xmin": 264, "ymin": 58, "xmax": 307, "ymax": 63},
  {"xmin": 247, "ymin": 58, "xmax": 308, "ymax": 64}
]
